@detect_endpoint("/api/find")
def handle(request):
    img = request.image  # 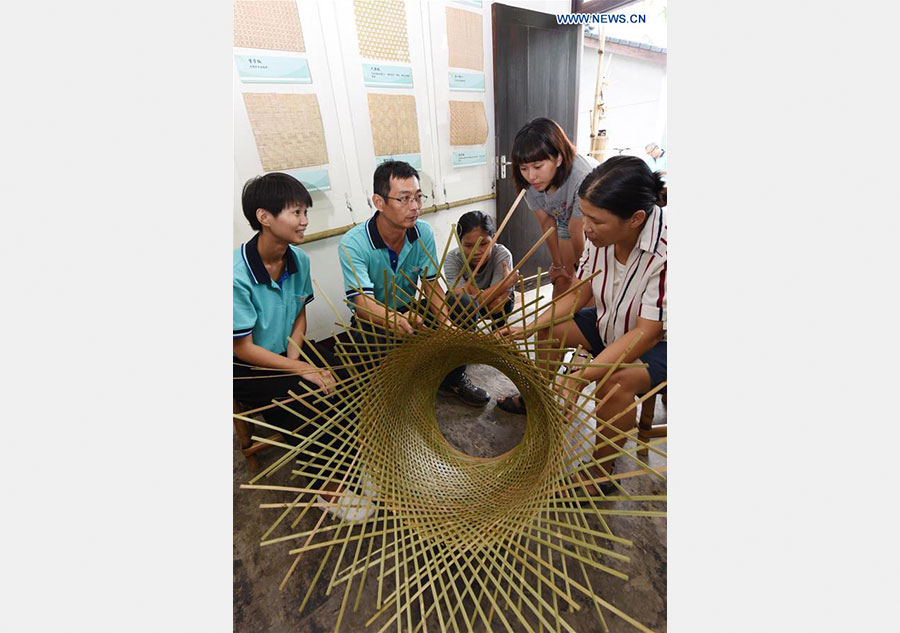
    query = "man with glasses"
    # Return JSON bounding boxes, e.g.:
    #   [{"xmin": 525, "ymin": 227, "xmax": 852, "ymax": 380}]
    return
[{"xmin": 338, "ymin": 160, "xmax": 490, "ymax": 406}]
